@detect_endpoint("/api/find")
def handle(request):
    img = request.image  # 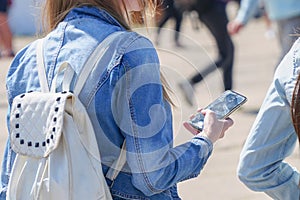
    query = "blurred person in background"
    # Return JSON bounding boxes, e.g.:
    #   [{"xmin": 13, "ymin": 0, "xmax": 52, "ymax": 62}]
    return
[
  {"xmin": 155, "ymin": 0, "xmax": 185, "ymax": 47},
  {"xmin": 179, "ymin": 0, "xmax": 235, "ymax": 106},
  {"xmin": 0, "ymin": 0, "xmax": 14, "ymax": 58},
  {"xmin": 228, "ymin": 0, "xmax": 300, "ymax": 64}
]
